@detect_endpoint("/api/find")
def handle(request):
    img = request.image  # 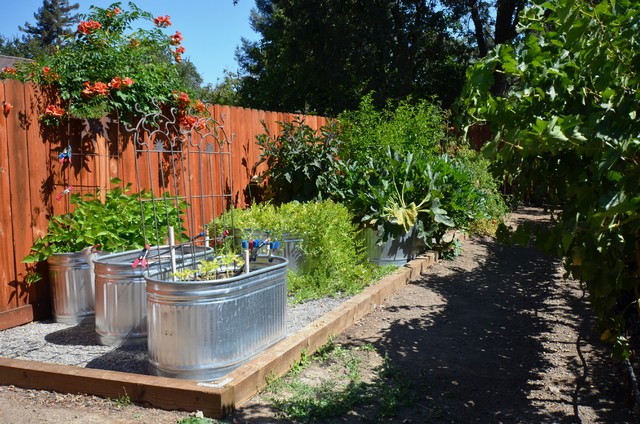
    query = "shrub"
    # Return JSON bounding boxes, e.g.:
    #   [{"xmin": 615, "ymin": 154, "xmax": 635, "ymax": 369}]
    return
[
  {"xmin": 252, "ymin": 118, "xmax": 343, "ymax": 204},
  {"xmin": 431, "ymin": 150, "xmax": 508, "ymax": 234},
  {"xmin": 337, "ymin": 93, "xmax": 446, "ymax": 163},
  {"xmin": 215, "ymin": 201, "xmax": 389, "ymax": 302},
  {"xmin": 334, "ymin": 94, "xmax": 506, "ymax": 240}
]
